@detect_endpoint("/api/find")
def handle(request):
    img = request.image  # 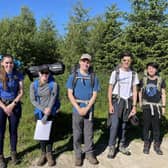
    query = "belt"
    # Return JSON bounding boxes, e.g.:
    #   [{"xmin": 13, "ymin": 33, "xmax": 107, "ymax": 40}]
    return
[
  {"xmin": 76, "ymin": 99, "xmax": 90, "ymax": 104},
  {"xmin": 1, "ymin": 98, "xmax": 14, "ymax": 105}
]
